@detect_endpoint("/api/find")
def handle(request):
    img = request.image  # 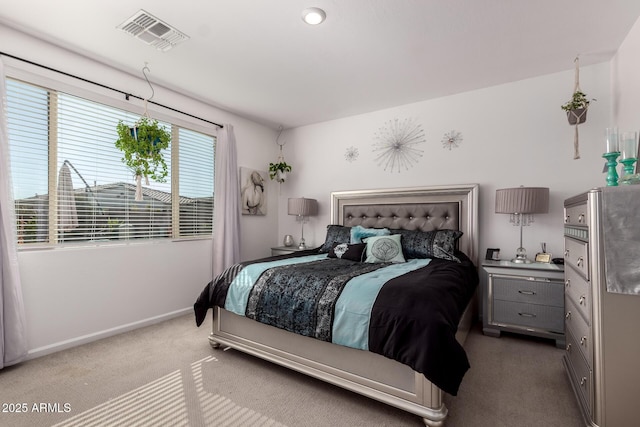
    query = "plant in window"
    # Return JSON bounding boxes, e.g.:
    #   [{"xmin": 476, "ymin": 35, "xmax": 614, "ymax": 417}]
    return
[{"xmin": 115, "ymin": 117, "xmax": 171, "ymax": 200}]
